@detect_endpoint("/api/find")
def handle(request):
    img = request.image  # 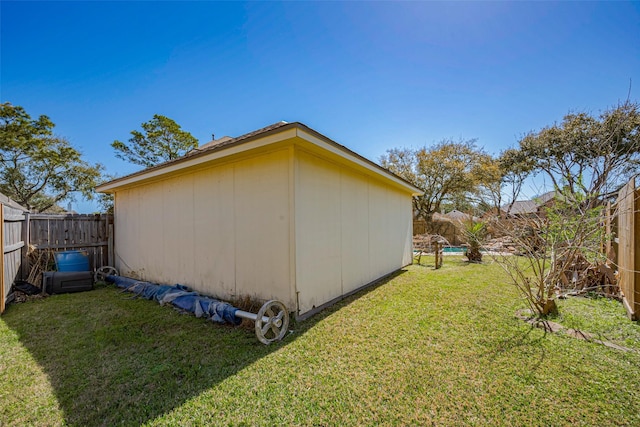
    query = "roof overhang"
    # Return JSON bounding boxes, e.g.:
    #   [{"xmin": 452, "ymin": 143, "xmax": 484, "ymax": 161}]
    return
[{"xmin": 96, "ymin": 122, "xmax": 423, "ymax": 196}]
